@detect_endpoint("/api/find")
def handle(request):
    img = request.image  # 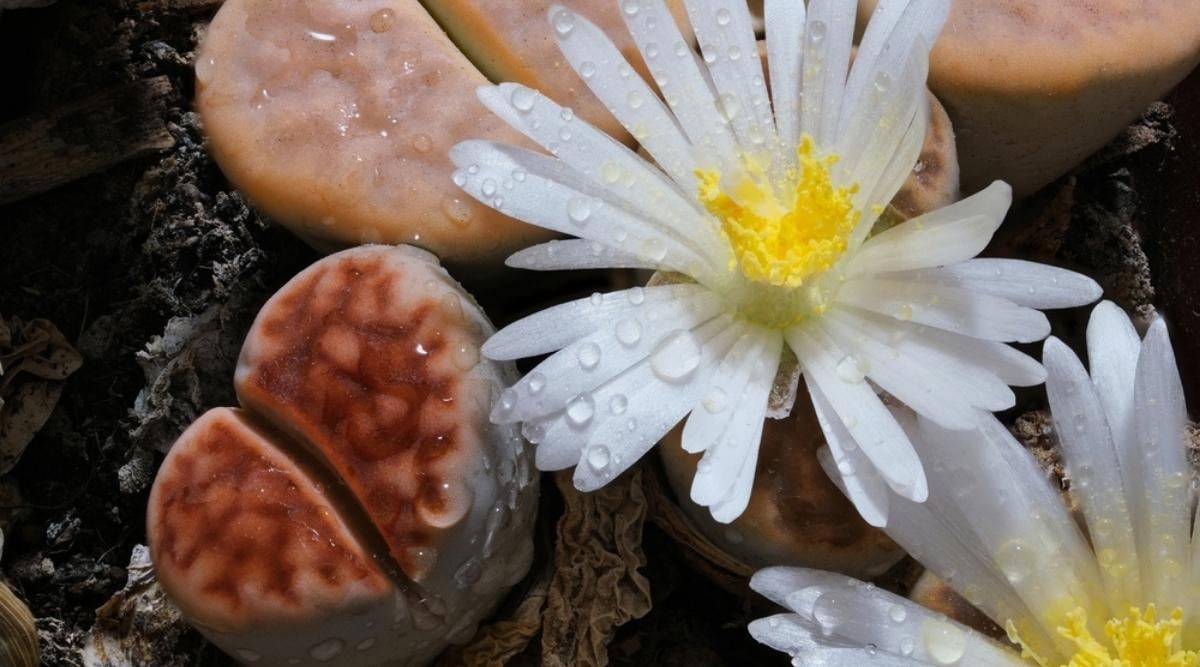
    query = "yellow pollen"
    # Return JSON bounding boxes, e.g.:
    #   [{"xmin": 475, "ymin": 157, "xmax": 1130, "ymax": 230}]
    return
[
  {"xmin": 1016, "ymin": 606, "xmax": 1199, "ymax": 667},
  {"xmin": 696, "ymin": 136, "xmax": 860, "ymax": 288}
]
